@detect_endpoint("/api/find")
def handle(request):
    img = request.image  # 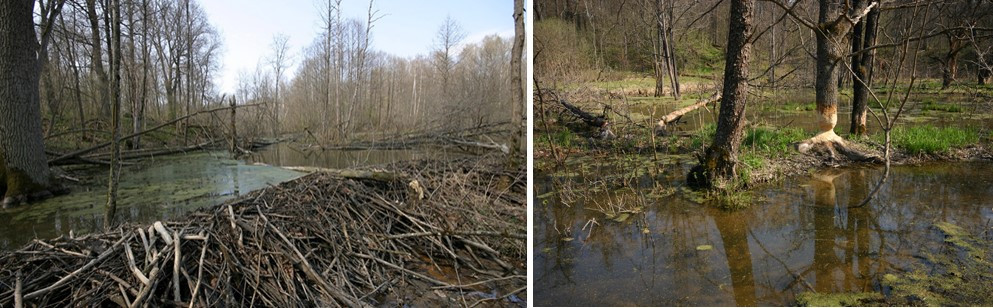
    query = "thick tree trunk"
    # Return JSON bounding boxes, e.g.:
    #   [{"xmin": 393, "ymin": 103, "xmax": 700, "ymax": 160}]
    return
[
  {"xmin": 0, "ymin": 0, "xmax": 54, "ymax": 207},
  {"xmin": 510, "ymin": 0, "xmax": 525, "ymax": 161},
  {"xmin": 798, "ymin": 0, "xmax": 878, "ymax": 162},
  {"xmin": 850, "ymin": 2, "xmax": 878, "ymax": 136},
  {"xmin": 941, "ymin": 35, "xmax": 965, "ymax": 89},
  {"xmin": 688, "ymin": 0, "xmax": 753, "ymax": 187}
]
